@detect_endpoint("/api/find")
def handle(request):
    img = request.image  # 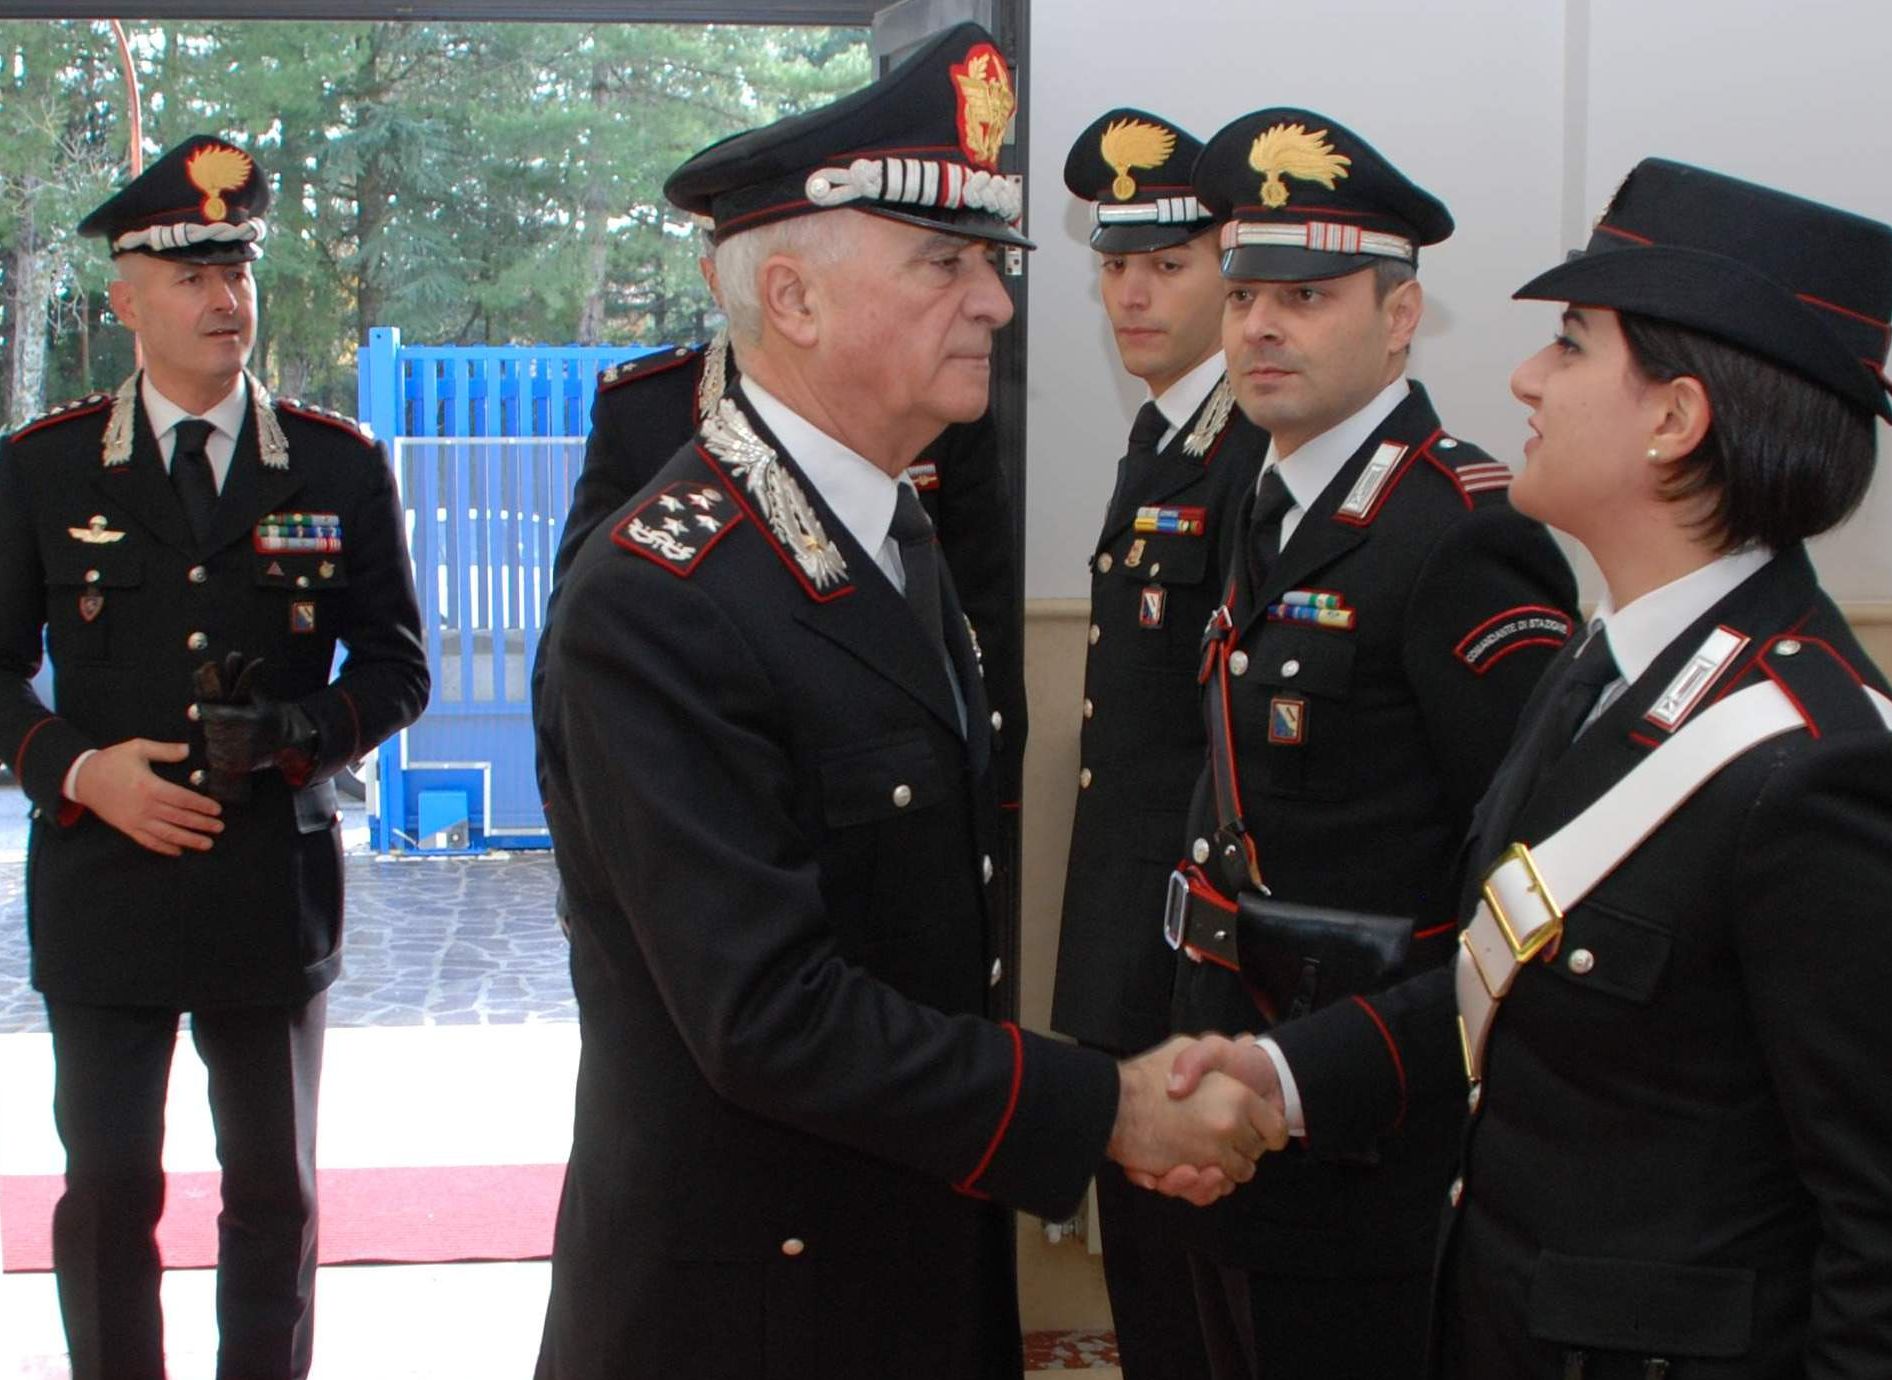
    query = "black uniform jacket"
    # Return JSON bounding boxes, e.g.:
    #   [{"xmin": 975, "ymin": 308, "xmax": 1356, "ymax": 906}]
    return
[
  {"xmin": 0, "ymin": 379, "xmax": 428, "ymax": 1008},
  {"xmin": 1053, "ymin": 380, "xmax": 1267, "ymax": 1054},
  {"xmin": 1171, "ymin": 383, "xmax": 1578, "ymax": 1274},
  {"xmin": 1270, "ymin": 546, "xmax": 1892, "ymax": 1378},
  {"xmin": 548, "ymin": 336, "xmax": 1028, "ymax": 807},
  {"xmin": 533, "ymin": 394, "xmax": 1119, "ymax": 1379}
]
